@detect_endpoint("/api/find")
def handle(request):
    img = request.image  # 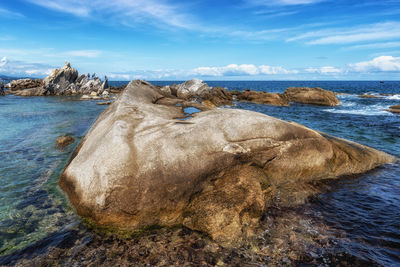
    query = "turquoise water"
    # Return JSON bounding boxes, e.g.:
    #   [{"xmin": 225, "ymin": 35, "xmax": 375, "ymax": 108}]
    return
[
  {"xmin": 0, "ymin": 95, "xmax": 107, "ymax": 255},
  {"xmin": 0, "ymin": 81, "xmax": 399, "ymax": 265}
]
